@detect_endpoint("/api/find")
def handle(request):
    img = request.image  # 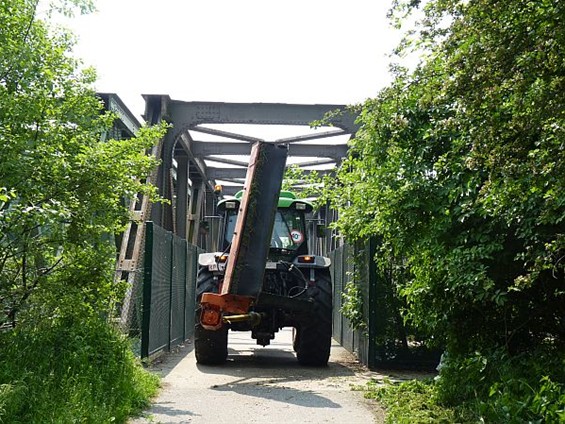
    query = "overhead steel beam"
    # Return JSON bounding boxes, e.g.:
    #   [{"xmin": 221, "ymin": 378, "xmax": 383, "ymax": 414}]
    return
[
  {"xmin": 219, "ymin": 182, "xmax": 327, "ymax": 197},
  {"xmin": 178, "ymin": 133, "xmax": 207, "ymax": 175},
  {"xmin": 289, "ymin": 158, "xmax": 336, "ymax": 167},
  {"xmin": 207, "ymin": 158, "xmax": 337, "ymax": 170},
  {"xmin": 207, "ymin": 168, "xmax": 248, "ymax": 180},
  {"xmin": 189, "ymin": 140, "xmax": 348, "ymax": 159},
  {"xmin": 276, "ymin": 129, "xmax": 349, "ymax": 144},
  {"xmin": 215, "ymin": 177, "xmax": 245, "ymax": 184},
  {"xmin": 220, "ymin": 185, "xmax": 244, "ymax": 196},
  {"xmin": 189, "ymin": 125, "xmax": 263, "ymax": 143},
  {"xmin": 209, "ymin": 167, "xmax": 330, "ymax": 180},
  {"xmin": 141, "ymin": 95, "xmax": 358, "ymax": 242},
  {"xmin": 205, "ymin": 155, "xmax": 336, "ymax": 168},
  {"xmin": 204, "ymin": 156, "xmax": 250, "ymax": 167},
  {"xmin": 191, "ymin": 125, "xmax": 349, "ymax": 145},
  {"xmin": 155, "ymin": 99, "xmax": 359, "ymax": 133}
]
